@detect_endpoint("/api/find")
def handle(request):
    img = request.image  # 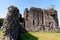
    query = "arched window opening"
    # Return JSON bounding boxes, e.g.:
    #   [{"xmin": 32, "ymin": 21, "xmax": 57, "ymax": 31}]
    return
[{"xmin": 47, "ymin": 22, "xmax": 51, "ymax": 29}]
